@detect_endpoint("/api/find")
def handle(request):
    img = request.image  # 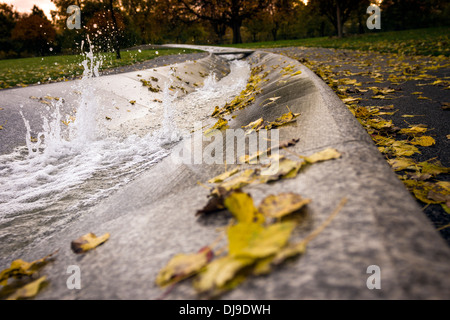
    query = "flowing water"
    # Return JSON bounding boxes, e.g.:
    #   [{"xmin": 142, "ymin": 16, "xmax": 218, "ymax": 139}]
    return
[{"xmin": 0, "ymin": 49, "xmax": 250, "ymax": 258}]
